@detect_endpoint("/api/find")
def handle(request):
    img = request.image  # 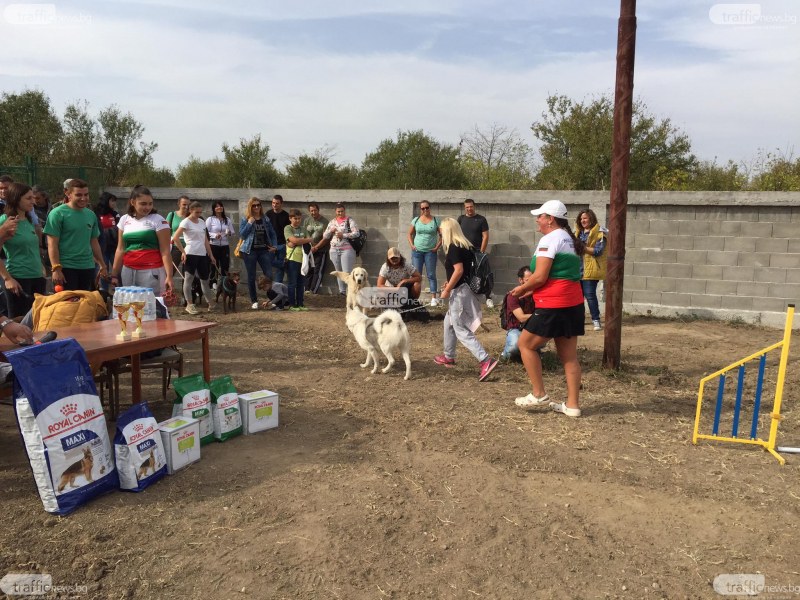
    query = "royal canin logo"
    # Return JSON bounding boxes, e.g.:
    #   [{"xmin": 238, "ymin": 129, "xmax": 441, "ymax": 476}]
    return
[
  {"xmin": 255, "ymin": 401, "xmax": 273, "ymax": 409},
  {"xmin": 177, "ymin": 430, "xmax": 194, "ymax": 442},
  {"xmin": 185, "ymin": 395, "xmax": 207, "ymax": 409},
  {"xmin": 129, "ymin": 423, "xmax": 156, "ymax": 443},
  {"xmin": 61, "ymin": 403, "xmax": 78, "ymax": 417},
  {"xmin": 48, "ymin": 406, "xmax": 98, "ymax": 435}
]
